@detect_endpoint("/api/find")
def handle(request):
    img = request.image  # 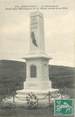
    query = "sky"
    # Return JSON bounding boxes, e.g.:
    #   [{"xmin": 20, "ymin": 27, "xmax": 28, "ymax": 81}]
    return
[{"xmin": 0, "ymin": 0, "xmax": 75, "ymax": 67}]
